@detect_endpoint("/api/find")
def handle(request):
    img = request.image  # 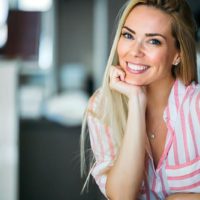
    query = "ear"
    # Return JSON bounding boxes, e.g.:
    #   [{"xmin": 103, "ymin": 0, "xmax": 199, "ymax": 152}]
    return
[{"xmin": 173, "ymin": 53, "xmax": 181, "ymax": 66}]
